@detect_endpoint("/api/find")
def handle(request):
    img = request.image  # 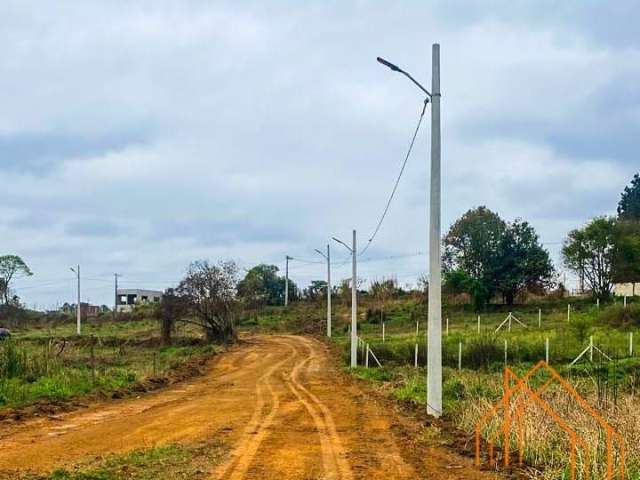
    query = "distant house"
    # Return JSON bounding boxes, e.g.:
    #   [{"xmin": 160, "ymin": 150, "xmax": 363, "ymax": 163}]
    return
[
  {"xmin": 80, "ymin": 302, "xmax": 100, "ymax": 319},
  {"xmin": 116, "ymin": 289, "xmax": 163, "ymax": 312},
  {"xmin": 613, "ymin": 282, "xmax": 639, "ymax": 297}
]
